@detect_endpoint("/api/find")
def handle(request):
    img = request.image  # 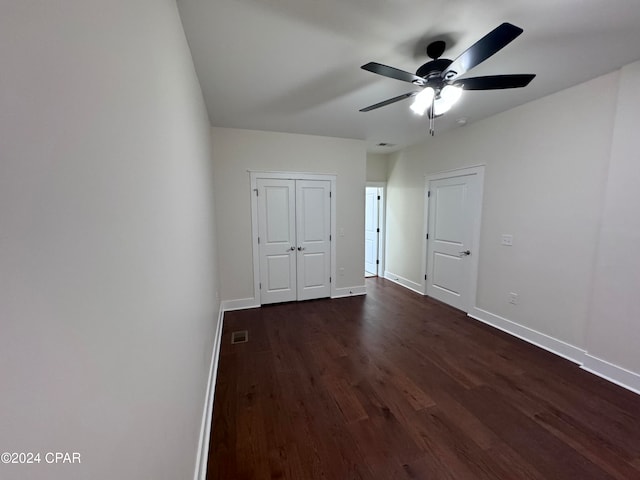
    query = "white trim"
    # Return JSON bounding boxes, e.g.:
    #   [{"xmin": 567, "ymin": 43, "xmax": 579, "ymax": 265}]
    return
[
  {"xmin": 250, "ymin": 171, "xmax": 337, "ymax": 303},
  {"xmin": 468, "ymin": 307, "xmax": 586, "ymax": 364},
  {"xmin": 424, "ymin": 163, "xmax": 487, "ymax": 179},
  {"xmin": 420, "ymin": 189, "xmax": 429, "ymax": 294},
  {"xmin": 582, "ymin": 354, "xmax": 640, "ymax": 395},
  {"xmin": 220, "ymin": 297, "xmax": 260, "ymax": 312},
  {"xmin": 378, "ymin": 186, "xmax": 386, "ymax": 277},
  {"xmin": 193, "ymin": 307, "xmax": 225, "ymax": 480},
  {"xmin": 247, "ymin": 169, "xmax": 336, "ymax": 179},
  {"xmin": 423, "ymin": 165, "xmax": 485, "ymax": 312},
  {"xmin": 469, "ymin": 307, "xmax": 640, "ymax": 396},
  {"xmin": 250, "ymin": 174, "xmax": 261, "ymax": 304},
  {"xmin": 383, "ymin": 271, "xmax": 423, "ymax": 295},
  {"xmin": 332, "ymin": 285, "xmax": 367, "ymax": 298}
]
